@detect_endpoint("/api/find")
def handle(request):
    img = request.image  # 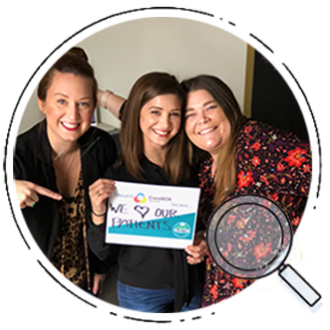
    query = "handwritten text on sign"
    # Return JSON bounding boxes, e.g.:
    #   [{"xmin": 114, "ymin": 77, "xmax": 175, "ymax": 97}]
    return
[{"xmin": 105, "ymin": 181, "xmax": 201, "ymax": 249}]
